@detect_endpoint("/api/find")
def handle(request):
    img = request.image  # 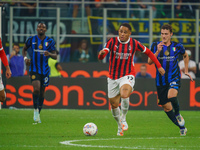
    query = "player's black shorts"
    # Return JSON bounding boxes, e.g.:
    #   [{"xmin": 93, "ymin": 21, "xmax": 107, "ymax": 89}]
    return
[
  {"xmin": 30, "ymin": 72, "xmax": 49, "ymax": 87},
  {"xmin": 156, "ymin": 82, "xmax": 180, "ymax": 105}
]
